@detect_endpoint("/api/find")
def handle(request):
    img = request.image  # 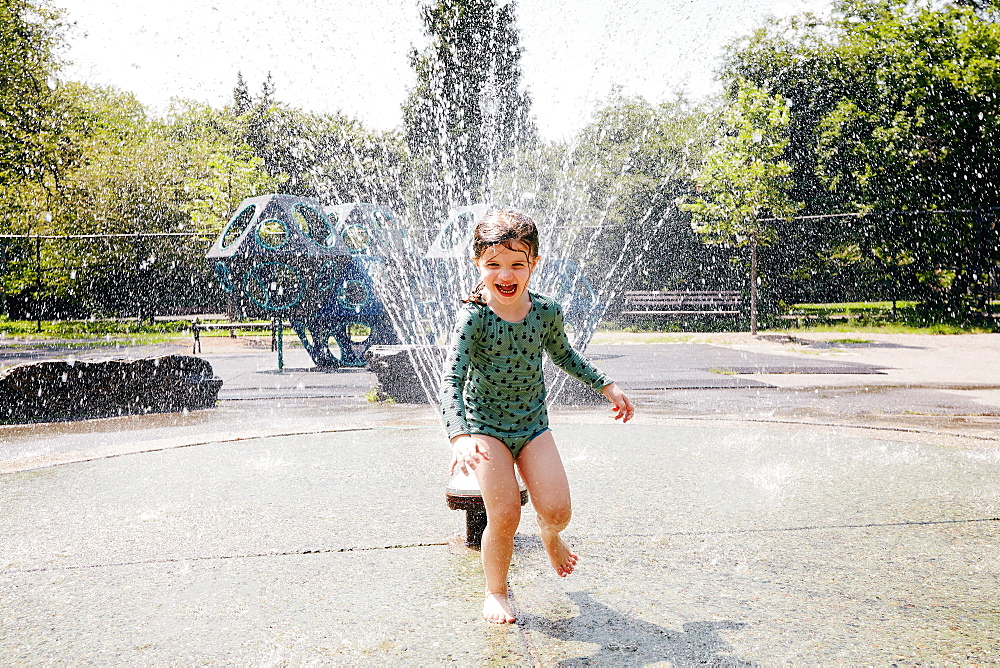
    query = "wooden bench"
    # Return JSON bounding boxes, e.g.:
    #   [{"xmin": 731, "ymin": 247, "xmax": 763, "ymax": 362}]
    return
[
  {"xmin": 190, "ymin": 320, "xmax": 282, "ymax": 354},
  {"xmin": 621, "ymin": 290, "xmax": 742, "ymax": 318}
]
